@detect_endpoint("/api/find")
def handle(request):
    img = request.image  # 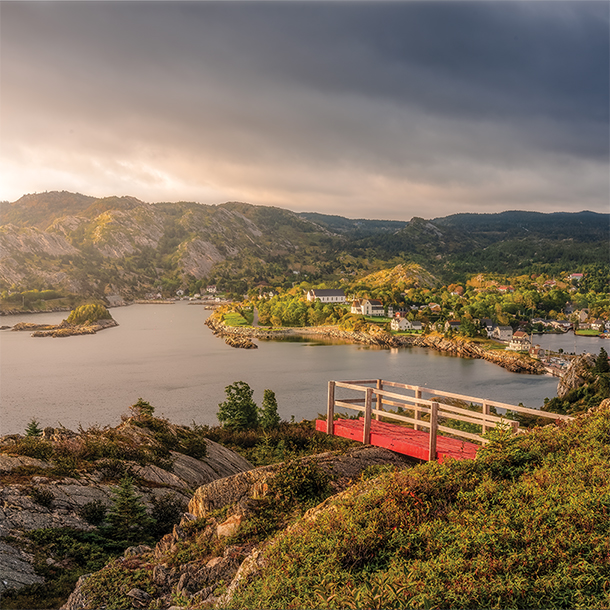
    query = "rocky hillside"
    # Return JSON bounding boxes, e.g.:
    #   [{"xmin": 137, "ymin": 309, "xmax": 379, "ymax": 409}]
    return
[
  {"xmin": 1, "ymin": 191, "xmax": 608, "ymax": 298},
  {"xmin": 0, "ymin": 192, "xmax": 337, "ymax": 298},
  {"xmin": 0, "ymin": 414, "xmax": 253, "ymax": 598},
  {"xmin": 60, "ymin": 446, "xmax": 415, "ymax": 610},
  {"xmin": 57, "ymin": 402, "xmax": 610, "ymax": 610}
]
